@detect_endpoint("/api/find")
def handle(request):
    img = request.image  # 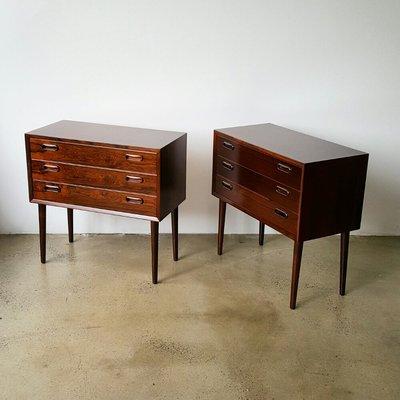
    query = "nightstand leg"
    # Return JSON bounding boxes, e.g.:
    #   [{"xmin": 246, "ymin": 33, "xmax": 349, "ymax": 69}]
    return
[
  {"xmin": 67, "ymin": 208, "xmax": 73, "ymax": 243},
  {"xmin": 38, "ymin": 204, "xmax": 46, "ymax": 263},
  {"xmin": 290, "ymin": 241, "xmax": 303, "ymax": 309},
  {"xmin": 217, "ymin": 200, "xmax": 226, "ymax": 255},
  {"xmin": 171, "ymin": 207, "xmax": 178, "ymax": 261},
  {"xmin": 259, "ymin": 222, "xmax": 265, "ymax": 246},
  {"xmin": 151, "ymin": 221, "xmax": 159, "ymax": 284},
  {"xmin": 340, "ymin": 231, "xmax": 350, "ymax": 295}
]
